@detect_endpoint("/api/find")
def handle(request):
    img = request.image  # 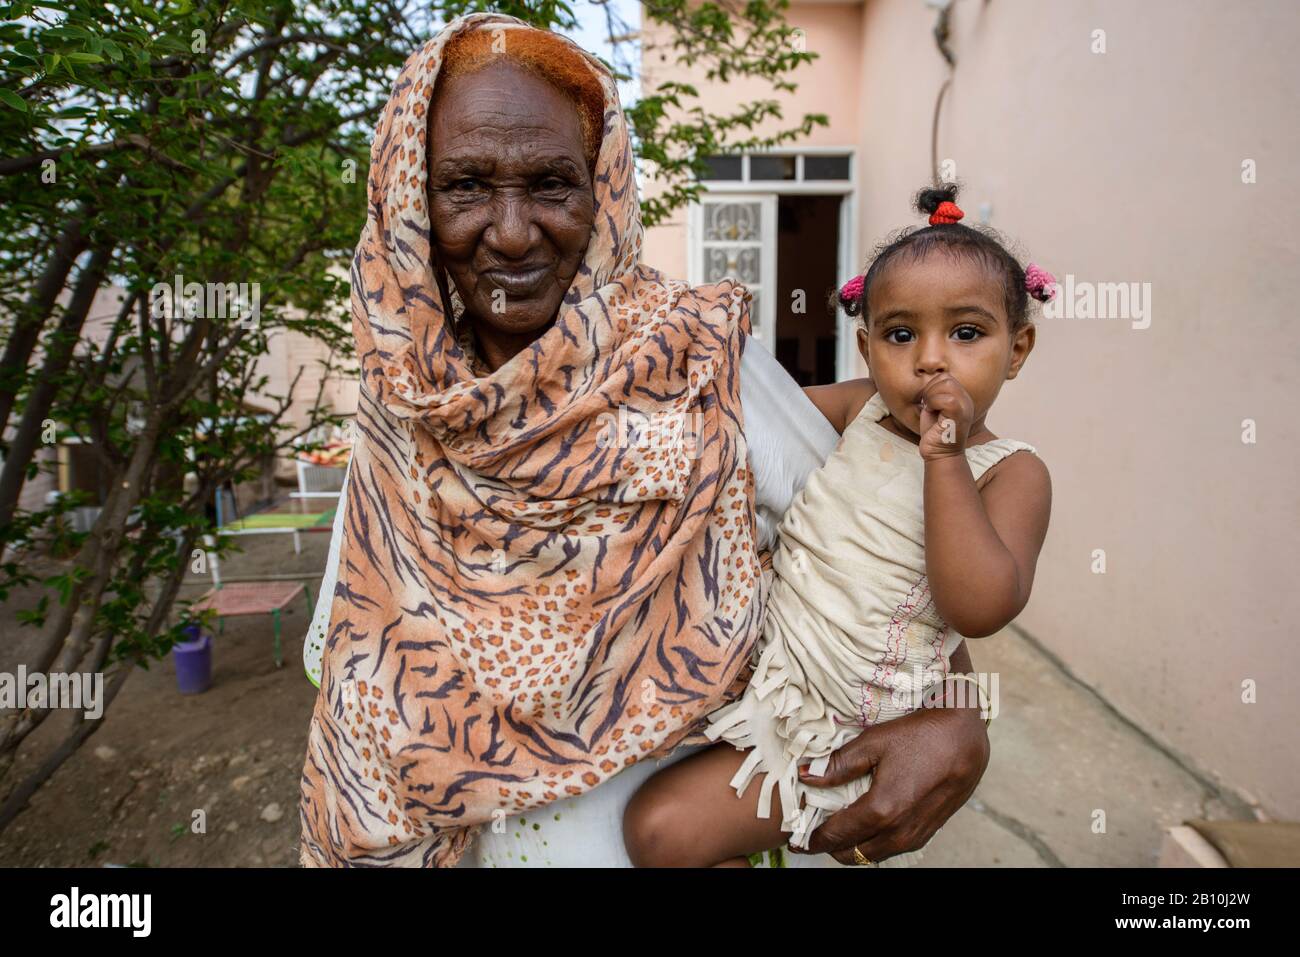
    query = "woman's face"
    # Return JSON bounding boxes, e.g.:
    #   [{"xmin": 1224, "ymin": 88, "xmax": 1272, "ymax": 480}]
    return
[{"xmin": 427, "ymin": 60, "xmax": 596, "ymax": 342}]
